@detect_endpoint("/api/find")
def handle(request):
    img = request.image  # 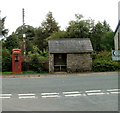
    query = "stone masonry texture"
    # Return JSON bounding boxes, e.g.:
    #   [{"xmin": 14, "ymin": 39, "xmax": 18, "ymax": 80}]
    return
[
  {"xmin": 67, "ymin": 53, "xmax": 92, "ymax": 73},
  {"xmin": 49, "ymin": 53, "xmax": 92, "ymax": 73},
  {"xmin": 49, "ymin": 54, "xmax": 54, "ymax": 73}
]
